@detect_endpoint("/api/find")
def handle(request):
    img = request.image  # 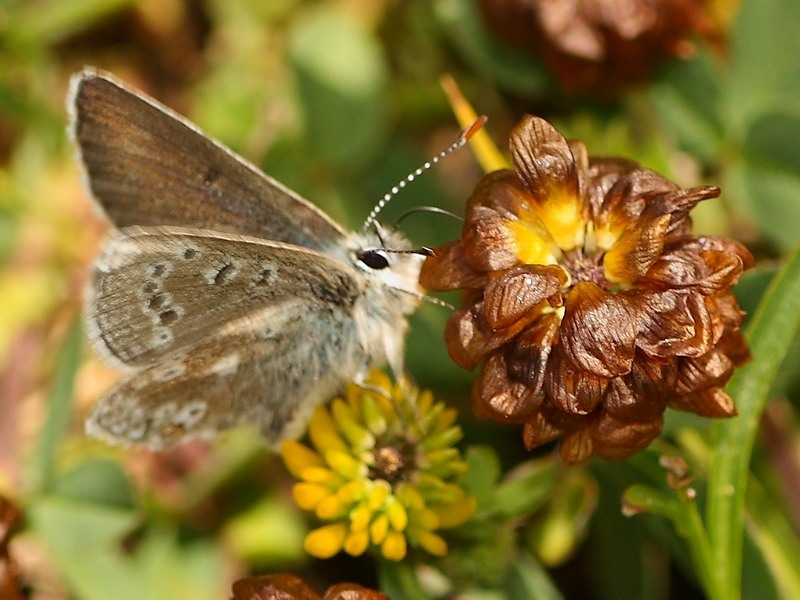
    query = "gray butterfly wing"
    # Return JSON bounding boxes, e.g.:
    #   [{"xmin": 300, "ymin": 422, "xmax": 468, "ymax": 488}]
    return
[
  {"xmin": 87, "ymin": 226, "xmax": 361, "ymax": 367},
  {"xmin": 87, "ymin": 307, "xmax": 364, "ymax": 448},
  {"xmin": 68, "ymin": 68, "xmax": 347, "ymax": 251},
  {"xmin": 86, "ymin": 226, "xmax": 371, "ymax": 447}
]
